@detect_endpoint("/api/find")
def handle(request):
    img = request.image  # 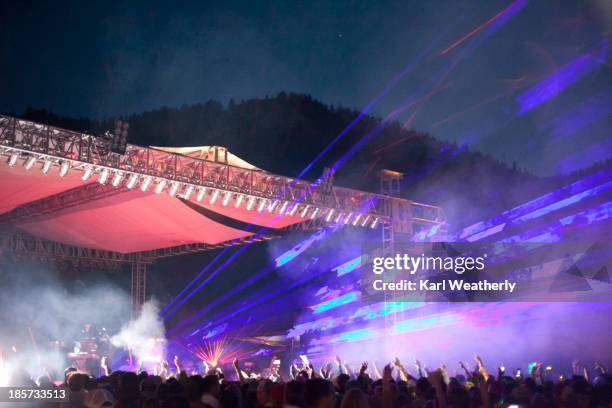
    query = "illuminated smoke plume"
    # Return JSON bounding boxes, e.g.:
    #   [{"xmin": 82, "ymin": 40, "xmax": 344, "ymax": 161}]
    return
[{"xmin": 111, "ymin": 301, "xmax": 166, "ymax": 363}]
